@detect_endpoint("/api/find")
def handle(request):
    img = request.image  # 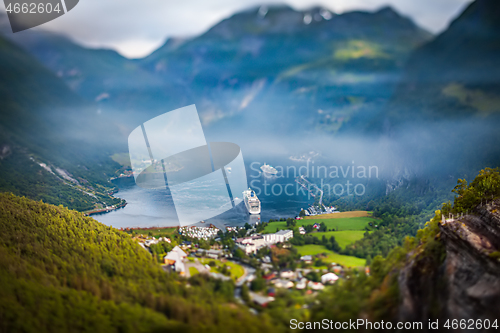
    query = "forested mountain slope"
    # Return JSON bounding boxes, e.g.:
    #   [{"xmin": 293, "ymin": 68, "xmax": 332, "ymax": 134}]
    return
[
  {"xmin": 0, "ymin": 193, "xmax": 279, "ymax": 333},
  {"xmin": 0, "ymin": 35, "xmax": 125, "ymax": 211}
]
